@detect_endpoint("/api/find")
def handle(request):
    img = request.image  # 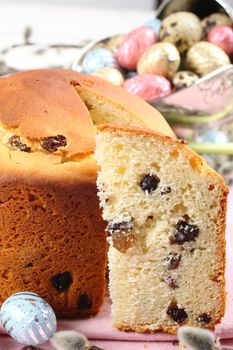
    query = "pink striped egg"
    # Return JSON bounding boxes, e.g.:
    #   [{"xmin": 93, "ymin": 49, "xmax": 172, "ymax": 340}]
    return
[
  {"xmin": 1, "ymin": 292, "xmax": 57, "ymax": 345},
  {"xmin": 123, "ymin": 74, "xmax": 172, "ymax": 101},
  {"xmin": 117, "ymin": 26, "xmax": 157, "ymax": 70}
]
